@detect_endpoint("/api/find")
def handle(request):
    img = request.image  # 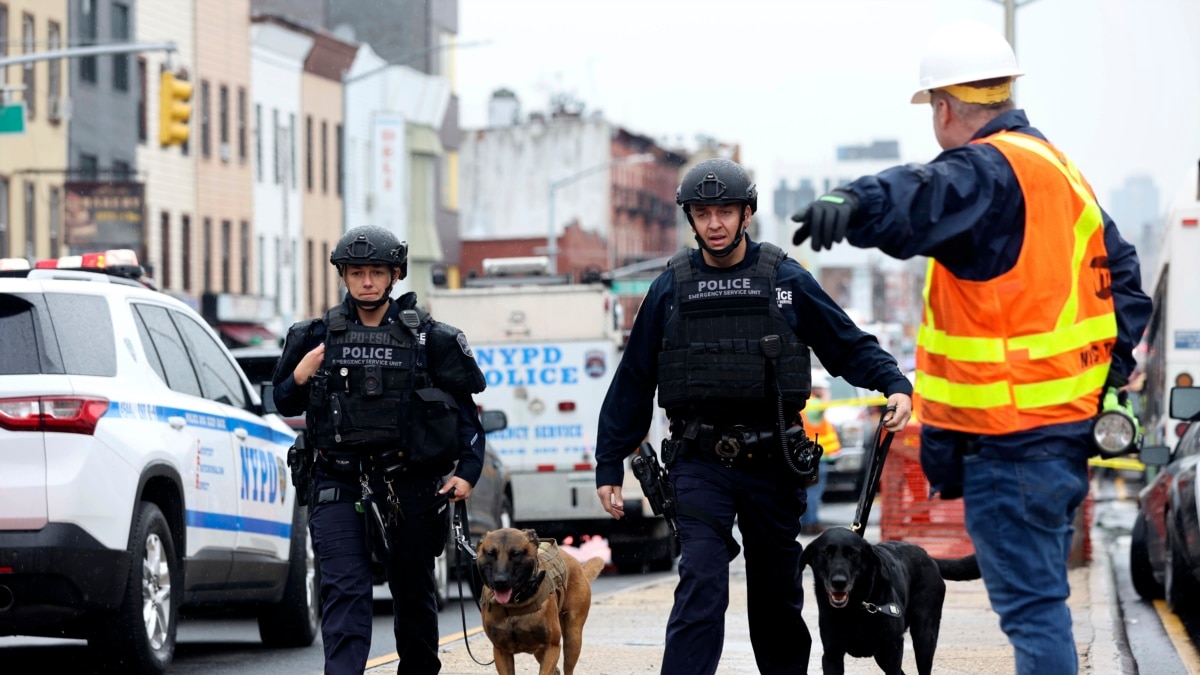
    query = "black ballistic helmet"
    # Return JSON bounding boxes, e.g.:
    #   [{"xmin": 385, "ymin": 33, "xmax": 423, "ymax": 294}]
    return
[
  {"xmin": 675, "ymin": 158, "xmax": 758, "ymax": 214},
  {"xmin": 330, "ymin": 226, "xmax": 408, "ymax": 278}
]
